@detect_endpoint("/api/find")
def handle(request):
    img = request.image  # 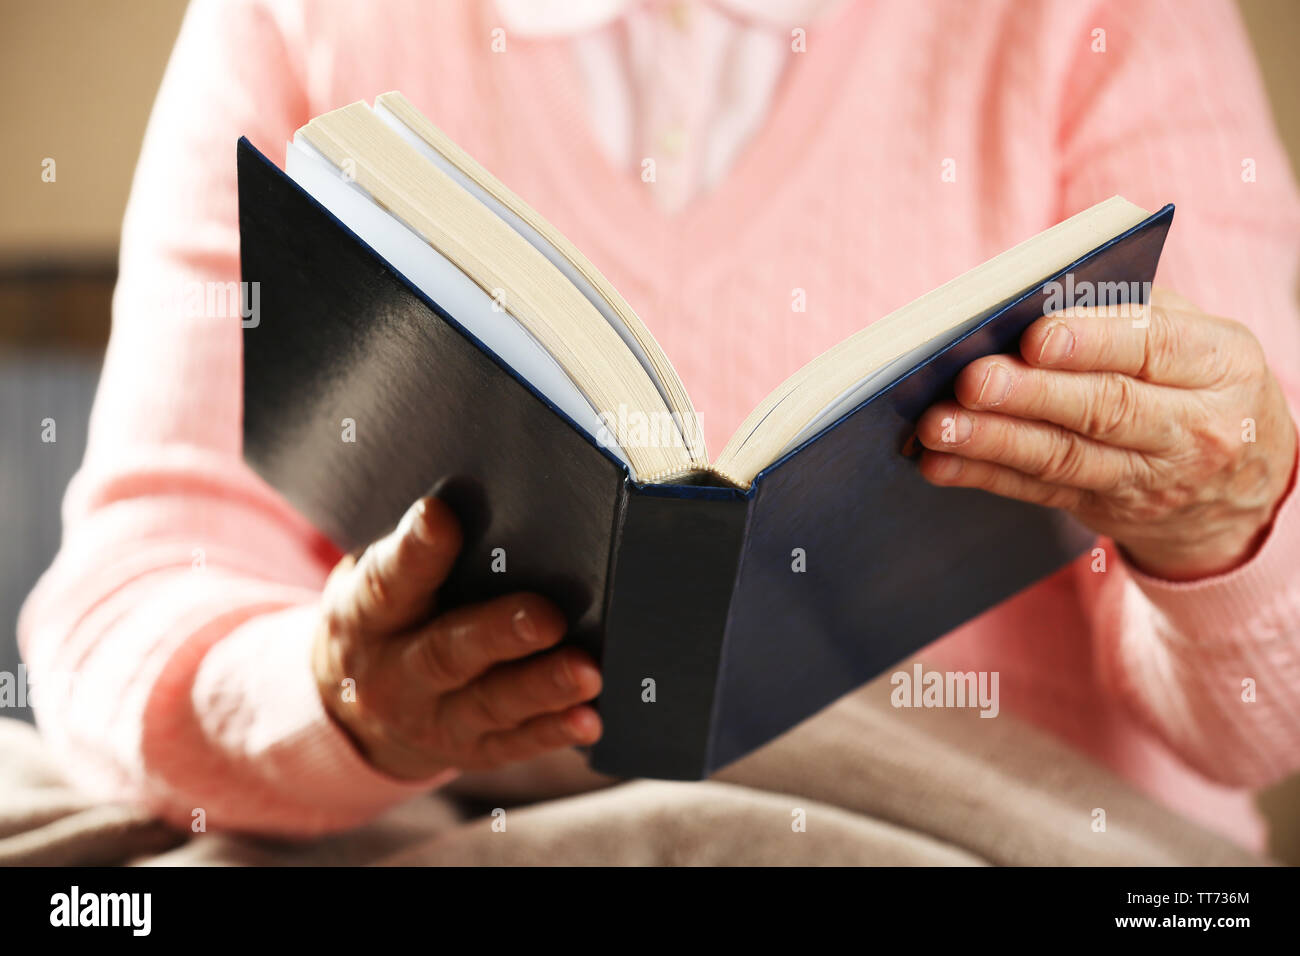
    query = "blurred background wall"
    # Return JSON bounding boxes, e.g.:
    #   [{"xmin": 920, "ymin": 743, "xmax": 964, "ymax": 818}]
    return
[{"xmin": 1, "ymin": 0, "xmax": 1297, "ymax": 858}]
